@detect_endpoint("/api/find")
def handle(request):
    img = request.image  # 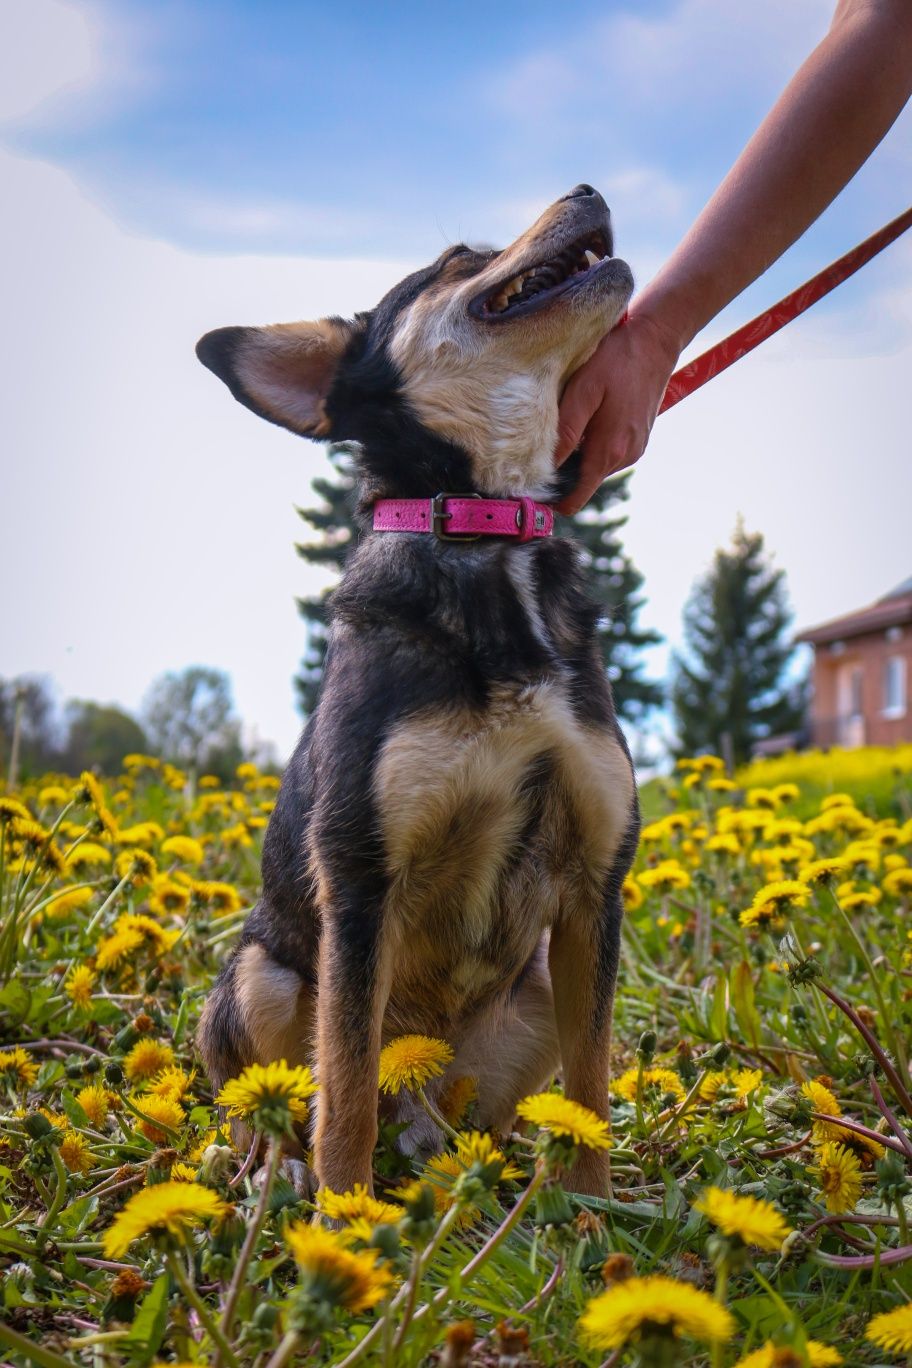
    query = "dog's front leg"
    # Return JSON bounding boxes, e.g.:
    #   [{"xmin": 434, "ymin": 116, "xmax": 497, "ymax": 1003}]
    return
[
  {"xmin": 548, "ymin": 890, "xmax": 622, "ymax": 1197},
  {"xmin": 312, "ymin": 890, "xmax": 391, "ymax": 1197}
]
